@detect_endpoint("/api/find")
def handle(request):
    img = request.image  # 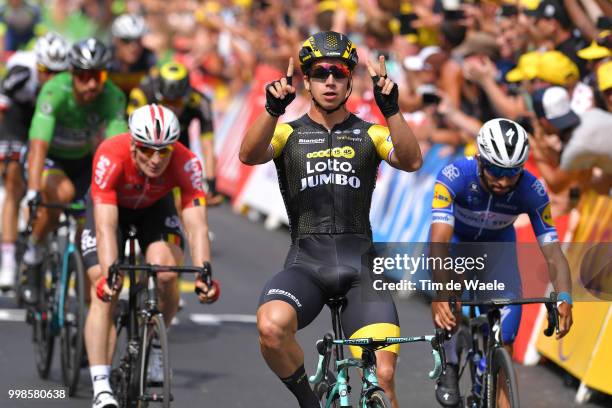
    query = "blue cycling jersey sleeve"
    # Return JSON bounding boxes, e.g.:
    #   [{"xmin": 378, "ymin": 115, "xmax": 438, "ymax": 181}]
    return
[
  {"xmin": 431, "ymin": 157, "xmax": 472, "ymax": 227},
  {"xmin": 517, "ymin": 172, "xmax": 559, "ymax": 246}
]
